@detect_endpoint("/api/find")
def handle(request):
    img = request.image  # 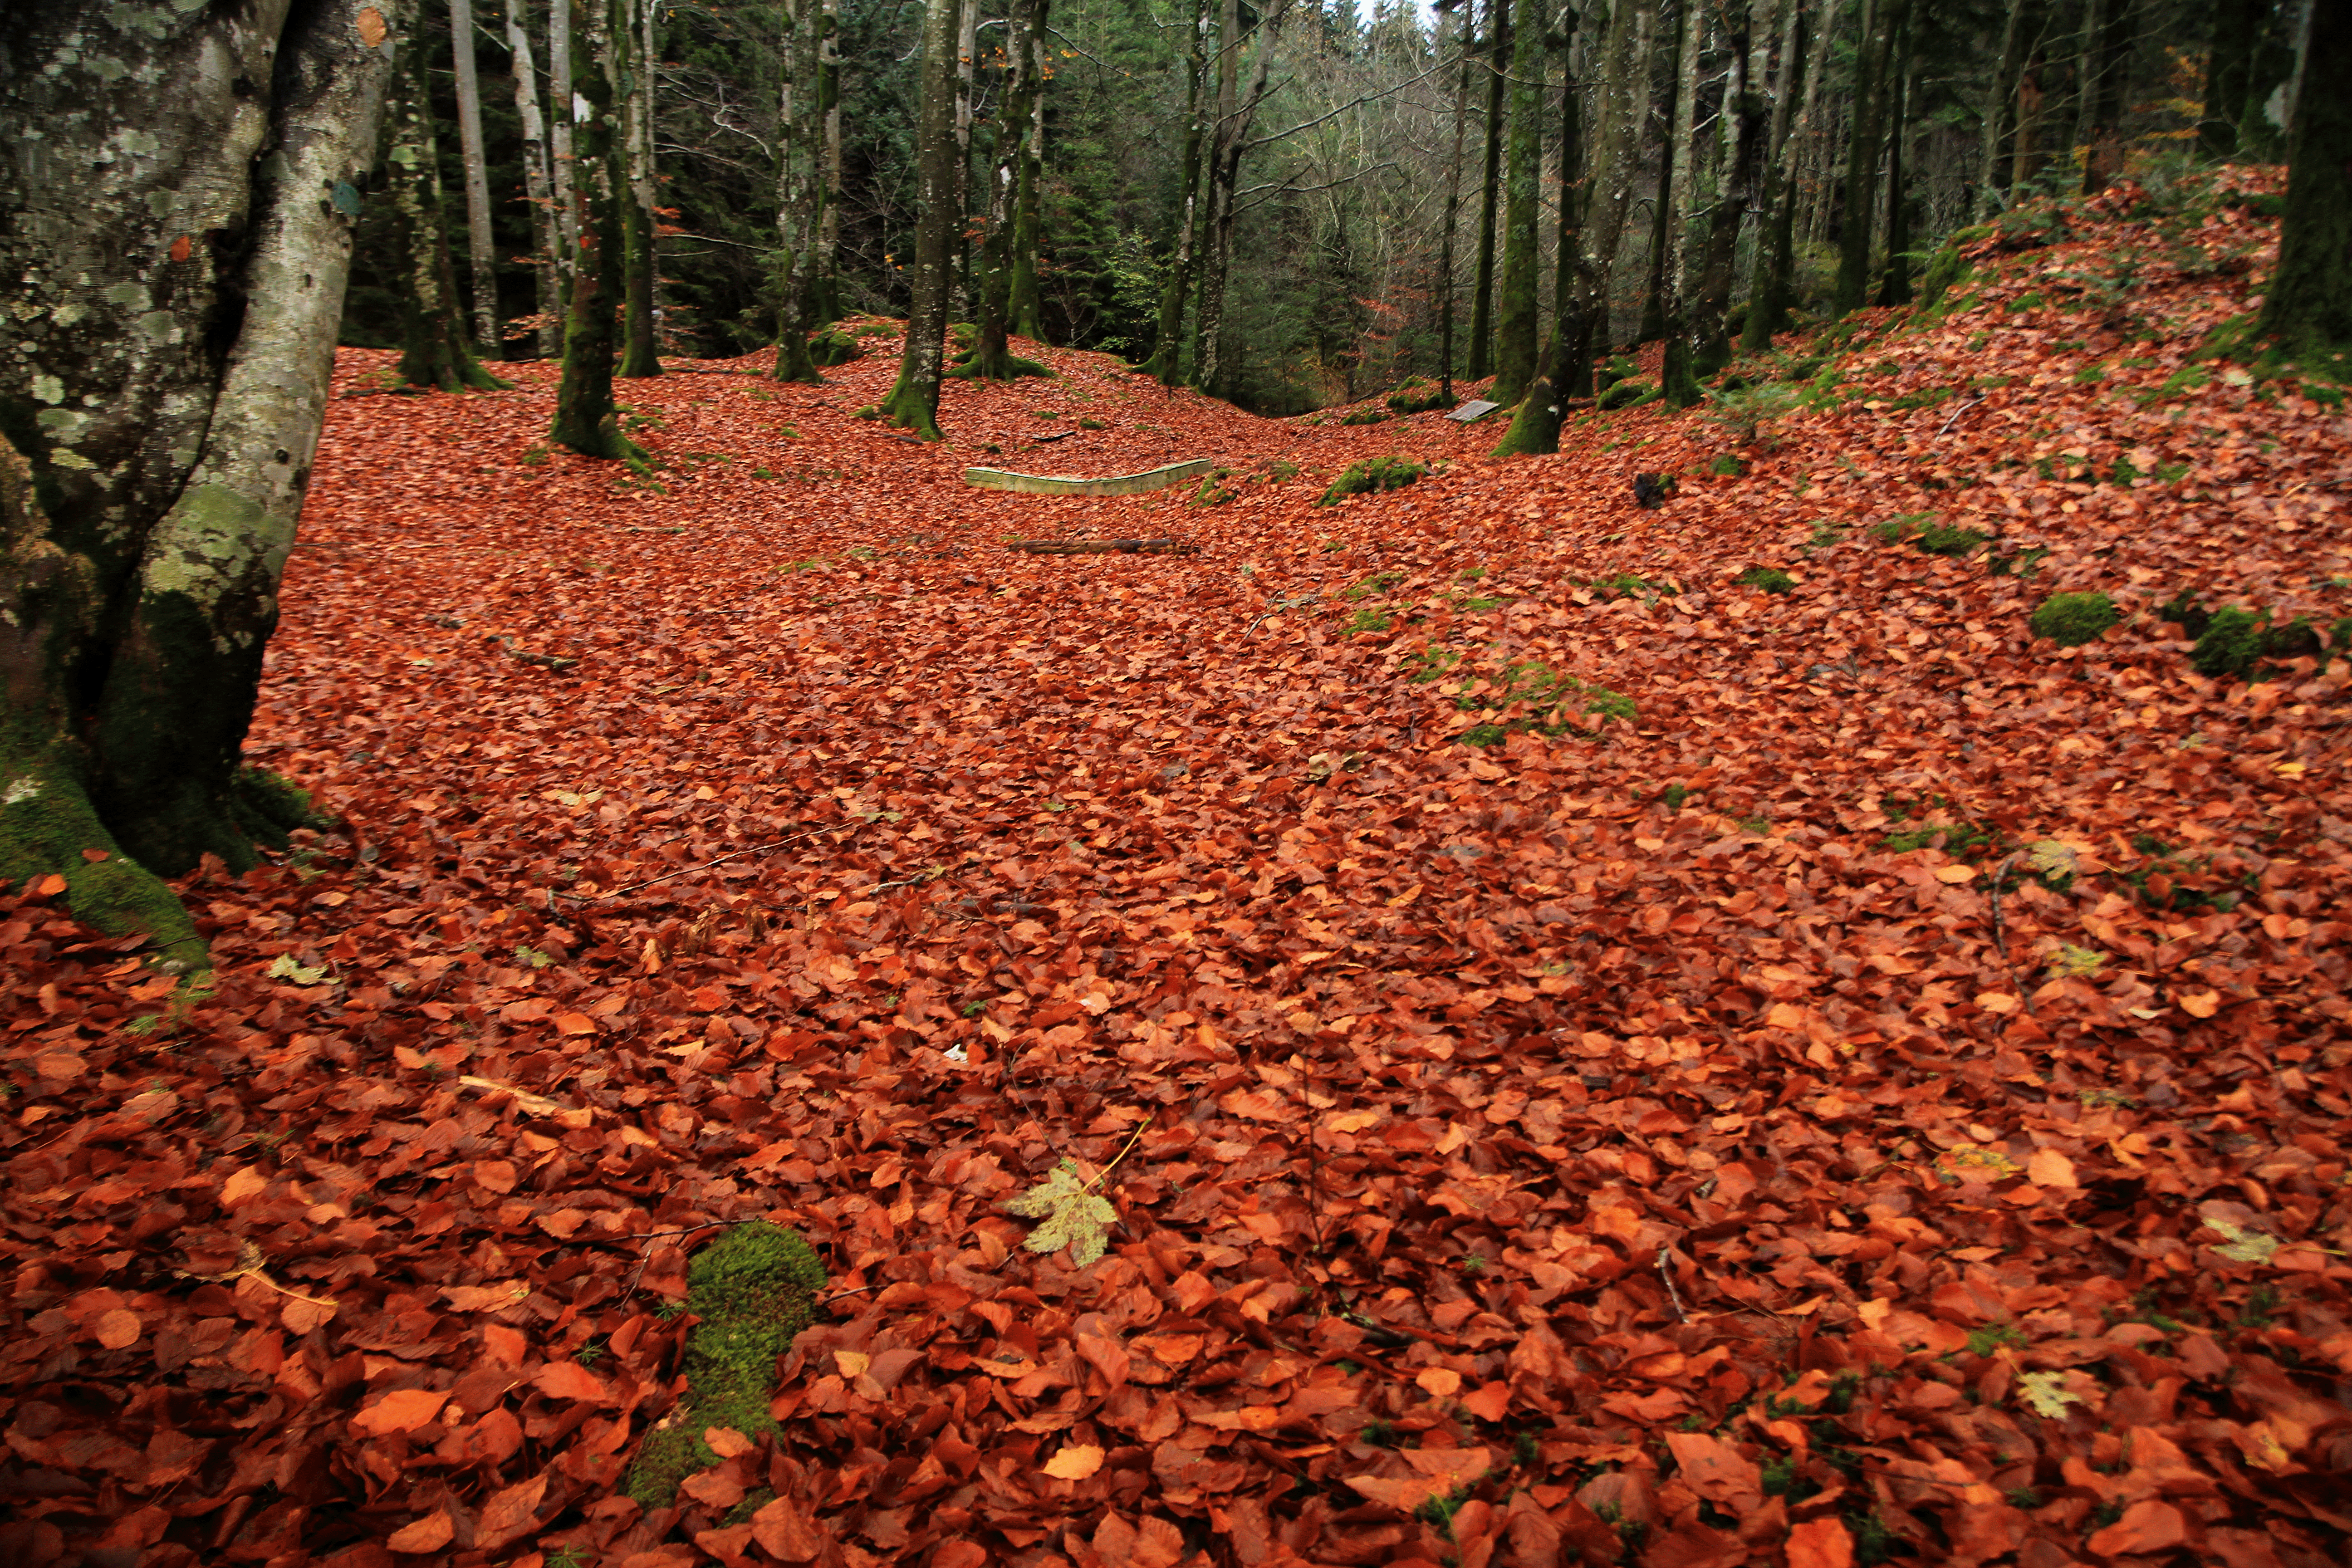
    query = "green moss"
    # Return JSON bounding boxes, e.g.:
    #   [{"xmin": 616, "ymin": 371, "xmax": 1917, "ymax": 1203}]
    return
[
  {"xmin": 1454, "ymin": 661, "xmax": 1636, "ymax": 745},
  {"xmin": 626, "ymin": 1222, "xmax": 827, "ymax": 1509},
  {"xmin": 1735, "ymin": 567, "xmax": 1794, "ymax": 594},
  {"xmin": 1386, "ymin": 380, "xmax": 1456, "ymax": 415},
  {"xmin": 1319, "ymin": 457, "xmax": 1426, "ymax": 505},
  {"xmin": 0, "ymin": 744, "xmax": 206, "ymax": 970},
  {"xmin": 1919, "ymin": 244, "xmax": 1974, "ymax": 310},
  {"xmin": 808, "ymin": 327, "xmax": 862, "ymax": 367},
  {"xmin": 1339, "ymin": 407, "xmax": 1390, "ymax": 426},
  {"xmin": 2029, "ymin": 591, "xmax": 2118, "ymax": 647},
  {"xmin": 1597, "ymin": 378, "xmax": 1654, "ymax": 411},
  {"xmin": 2190, "ymin": 605, "xmax": 2266, "ymax": 679},
  {"xmin": 1915, "ymin": 524, "xmax": 1989, "ymax": 557}
]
